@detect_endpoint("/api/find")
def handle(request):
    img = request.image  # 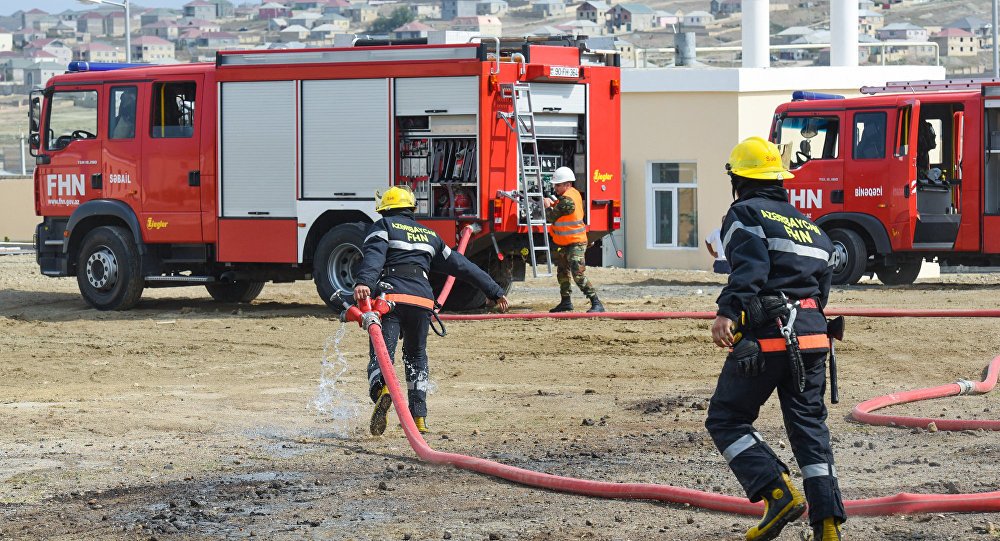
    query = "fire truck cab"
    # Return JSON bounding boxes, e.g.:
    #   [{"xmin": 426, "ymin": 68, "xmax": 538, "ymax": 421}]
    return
[
  {"xmin": 27, "ymin": 38, "xmax": 622, "ymax": 310},
  {"xmin": 771, "ymin": 81, "xmax": 1000, "ymax": 285}
]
